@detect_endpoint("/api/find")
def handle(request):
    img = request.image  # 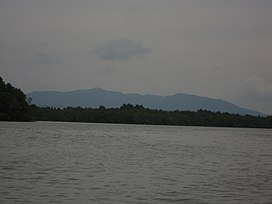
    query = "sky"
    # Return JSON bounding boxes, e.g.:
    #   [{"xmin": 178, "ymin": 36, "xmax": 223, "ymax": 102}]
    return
[{"xmin": 1, "ymin": 0, "xmax": 272, "ymax": 114}]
